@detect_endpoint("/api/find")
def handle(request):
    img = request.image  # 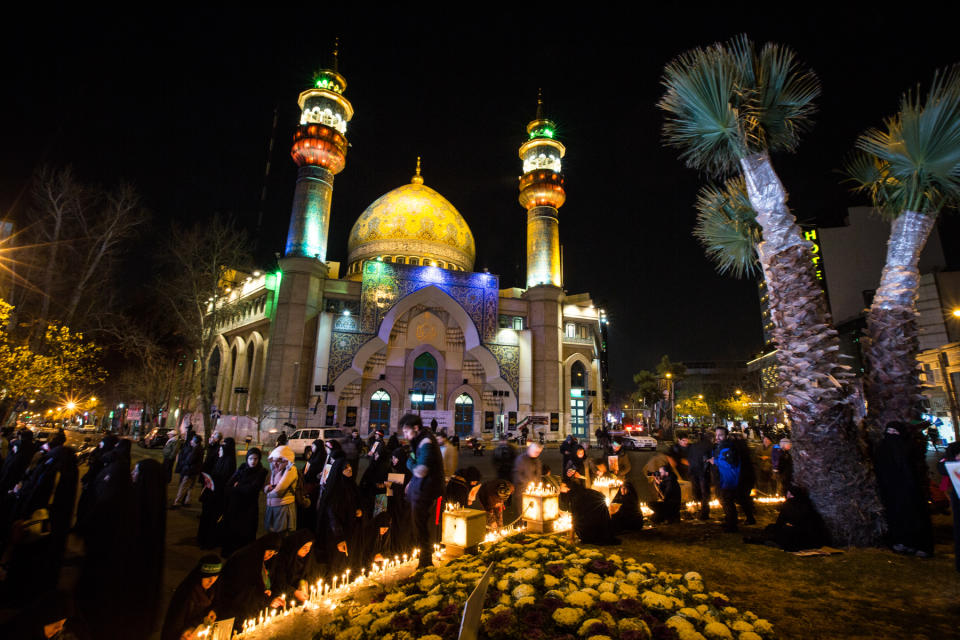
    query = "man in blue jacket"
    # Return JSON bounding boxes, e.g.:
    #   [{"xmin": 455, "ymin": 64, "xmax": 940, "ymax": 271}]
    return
[
  {"xmin": 400, "ymin": 413, "xmax": 444, "ymax": 568},
  {"xmin": 709, "ymin": 426, "xmax": 743, "ymax": 532}
]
